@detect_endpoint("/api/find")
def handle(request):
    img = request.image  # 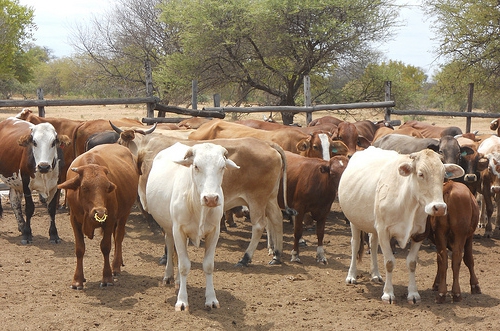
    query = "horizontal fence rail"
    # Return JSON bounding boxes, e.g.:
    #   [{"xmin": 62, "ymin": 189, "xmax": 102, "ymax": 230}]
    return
[{"xmin": 0, "ymin": 97, "xmax": 159, "ymax": 108}]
